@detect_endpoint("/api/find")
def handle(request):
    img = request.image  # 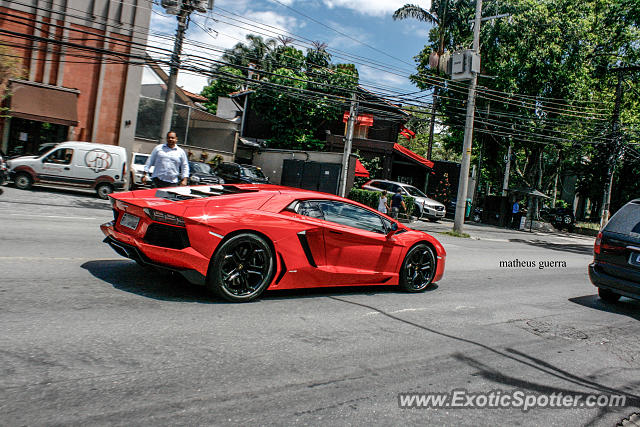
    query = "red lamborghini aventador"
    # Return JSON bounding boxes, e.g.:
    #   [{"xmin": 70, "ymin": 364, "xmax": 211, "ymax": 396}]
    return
[{"xmin": 101, "ymin": 184, "xmax": 446, "ymax": 302}]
